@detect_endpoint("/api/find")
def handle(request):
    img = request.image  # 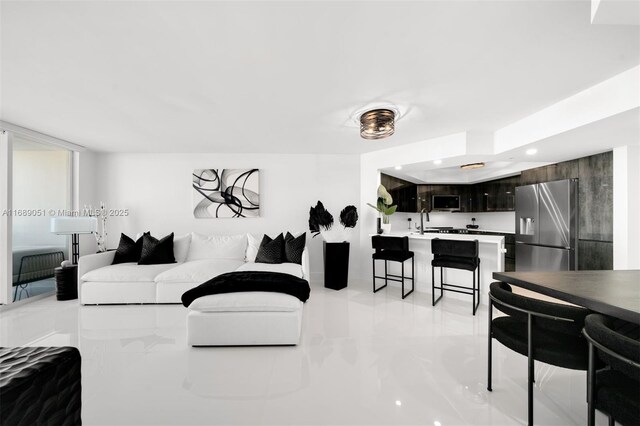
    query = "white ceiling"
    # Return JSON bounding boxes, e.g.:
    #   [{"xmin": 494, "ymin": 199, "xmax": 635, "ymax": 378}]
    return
[
  {"xmin": 1, "ymin": 1, "xmax": 638, "ymax": 154},
  {"xmin": 383, "ymin": 108, "xmax": 640, "ymax": 184}
]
